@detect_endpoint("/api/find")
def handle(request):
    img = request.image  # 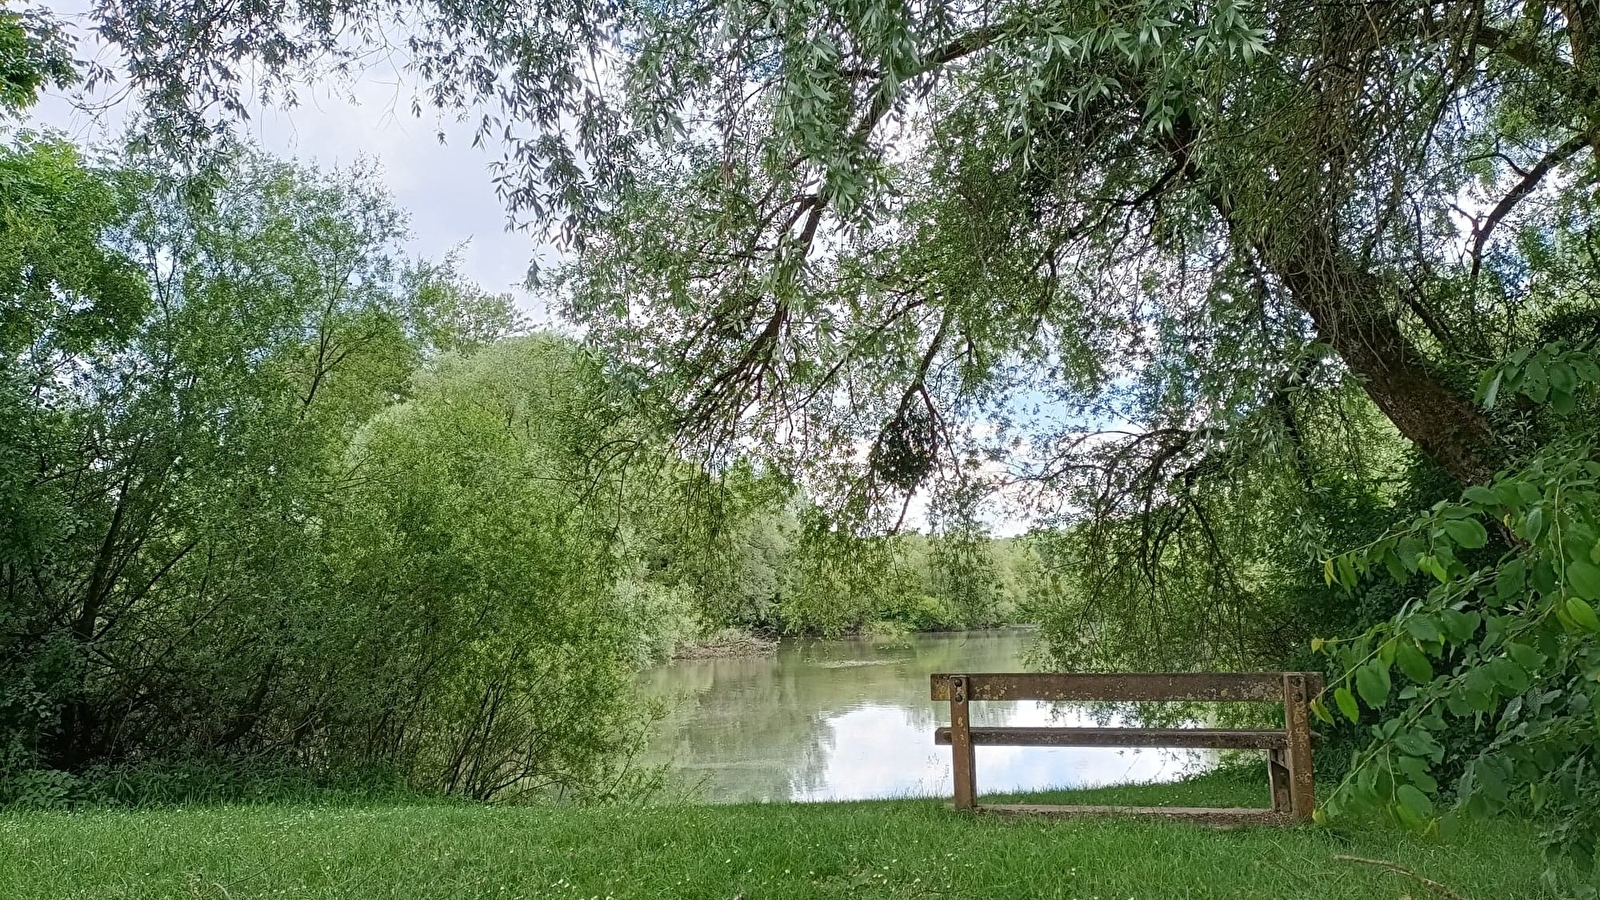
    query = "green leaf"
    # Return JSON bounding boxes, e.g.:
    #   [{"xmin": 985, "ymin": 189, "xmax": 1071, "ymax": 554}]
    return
[
  {"xmin": 1549, "ymin": 360, "xmax": 1577, "ymax": 393},
  {"xmin": 1420, "ymin": 554, "xmax": 1448, "ymax": 582},
  {"xmin": 1440, "ymin": 609, "xmax": 1480, "ymax": 643},
  {"xmin": 1394, "ymin": 728, "xmax": 1441, "ymax": 759},
  {"xmin": 1335, "ymin": 554, "xmax": 1357, "ymax": 588},
  {"xmin": 1396, "ymin": 784, "xmax": 1434, "ymax": 819},
  {"xmin": 1397, "ymin": 755, "xmax": 1438, "ymax": 793},
  {"xmin": 1495, "ymin": 482, "xmax": 1524, "ymax": 510},
  {"xmin": 1488, "ymin": 657, "xmax": 1530, "ymax": 694},
  {"xmin": 1396, "ymin": 641, "xmax": 1432, "ymax": 683},
  {"xmin": 1403, "ymin": 616, "xmax": 1441, "ymax": 642},
  {"xmin": 1506, "ymin": 641, "xmax": 1545, "ymax": 671},
  {"xmin": 1335, "ymin": 685, "xmax": 1360, "ymax": 722},
  {"xmin": 1355, "ymin": 659, "xmax": 1392, "ymax": 708},
  {"xmin": 1383, "ymin": 552, "xmax": 1408, "ymax": 583},
  {"xmin": 1309, "ymin": 696, "xmax": 1334, "ymax": 725},
  {"xmin": 1462, "ymin": 486, "xmax": 1498, "ymax": 506},
  {"xmin": 1397, "ymin": 536, "xmax": 1424, "ymax": 571},
  {"xmin": 1441, "ymin": 518, "xmax": 1488, "ymax": 550},
  {"xmin": 1478, "ymin": 369, "xmax": 1503, "ymax": 409},
  {"xmin": 1523, "ymin": 356, "xmax": 1549, "ymax": 401},
  {"xmin": 1533, "ymin": 561, "xmax": 1559, "ymax": 594},
  {"xmin": 1567, "ymin": 560, "xmax": 1600, "ymax": 600},
  {"xmin": 1524, "ymin": 506, "xmax": 1545, "ymax": 542},
  {"xmin": 1567, "ymin": 596, "xmax": 1600, "ymax": 633},
  {"xmin": 1496, "ymin": 559, "xmax": 1527, "ymax": 601}
]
